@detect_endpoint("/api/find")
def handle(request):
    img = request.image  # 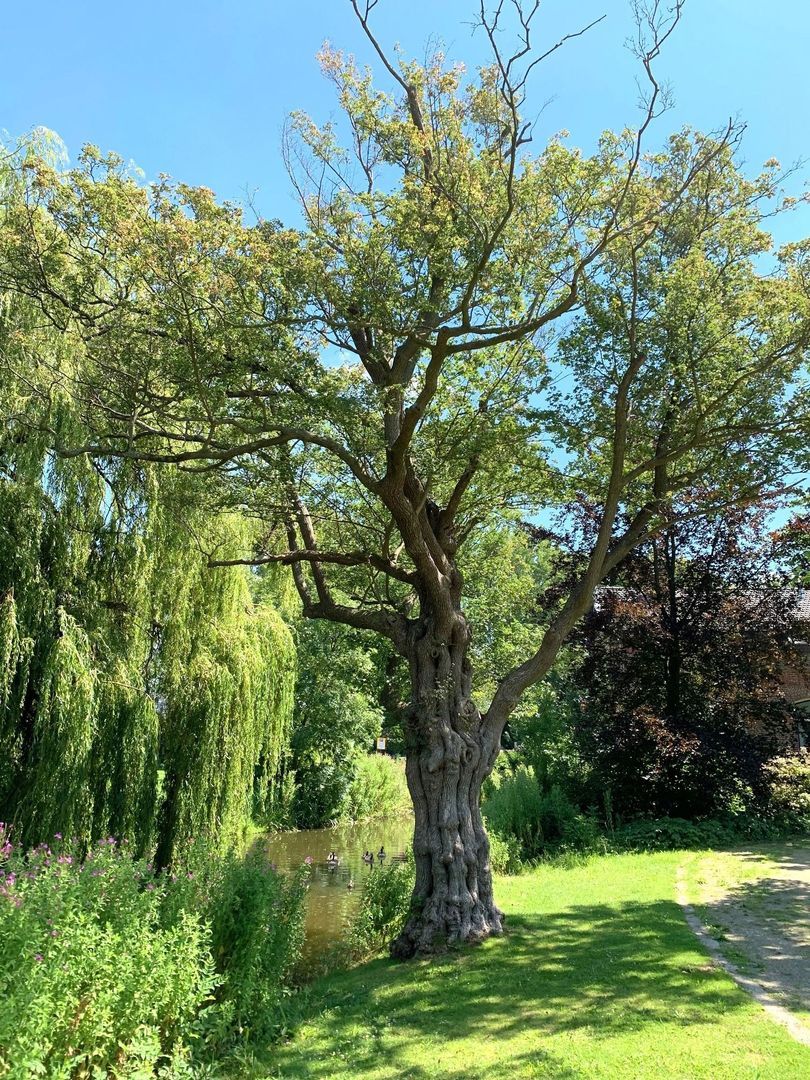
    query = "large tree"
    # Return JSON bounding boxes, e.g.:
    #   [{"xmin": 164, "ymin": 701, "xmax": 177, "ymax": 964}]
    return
[
  {"xmin": 1, "ymin": 1, "xmax": 809, "ymax": 955},
  {"xmin": 574, "ymin": 508, "xmax": 804, "ymax": 821}
]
